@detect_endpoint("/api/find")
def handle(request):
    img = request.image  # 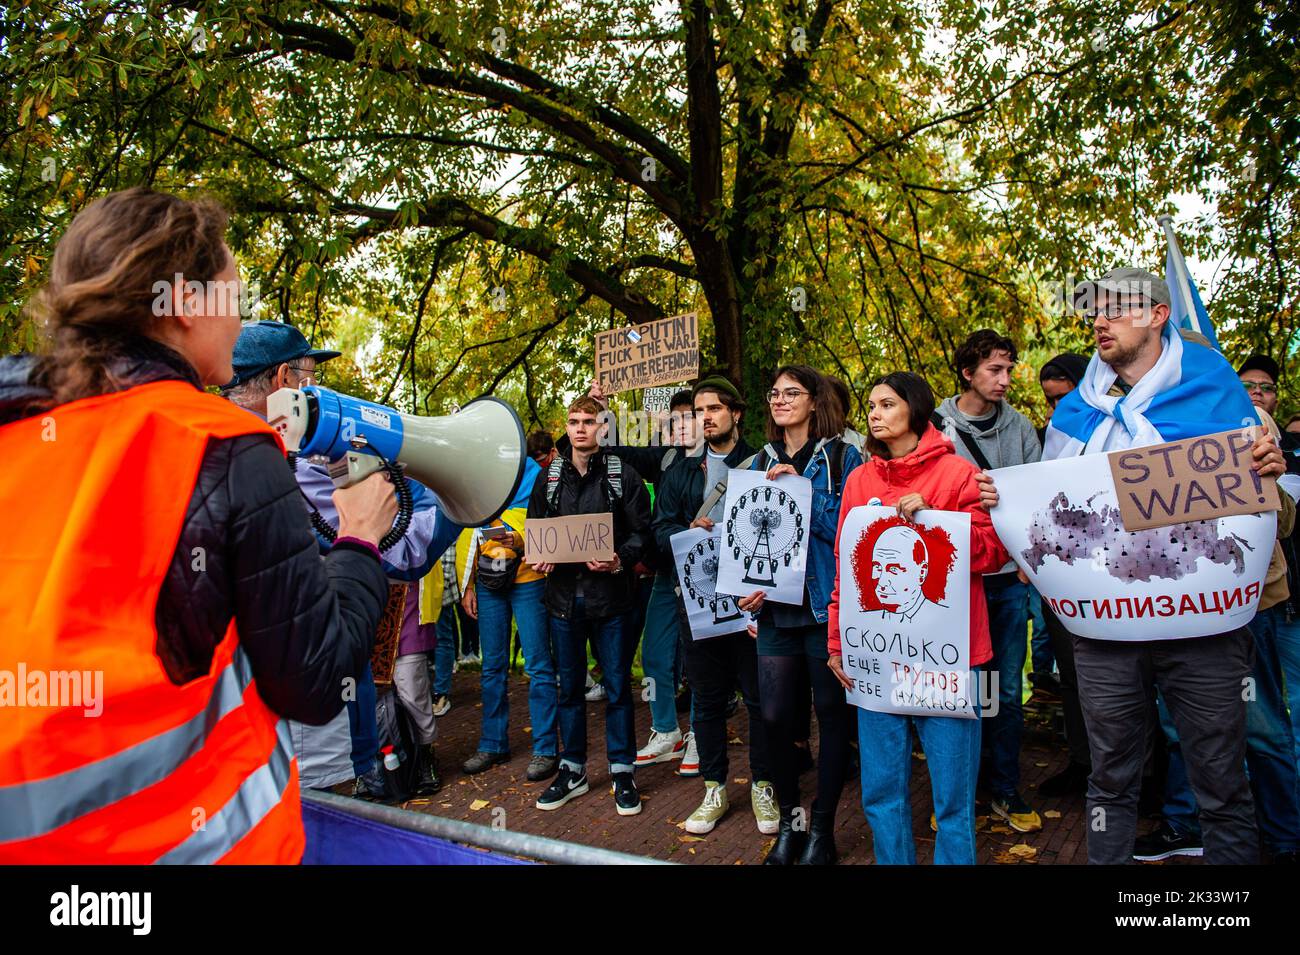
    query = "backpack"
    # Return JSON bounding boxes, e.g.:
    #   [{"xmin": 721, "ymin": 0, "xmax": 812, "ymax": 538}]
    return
[
  {"xmin": 374, "ymin": 686, "xmax": 423, "ymax": 802},
  {"xmin": 755, "ymin": 438, "xmax": 849, "ymax": 495},
  {"xmin": 660, "ymin": 447, "xmax": 679, "ymax": 474},
  {"xmin": 545, "ymin": 453, "xmax": 623, "ymax": 515}
]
